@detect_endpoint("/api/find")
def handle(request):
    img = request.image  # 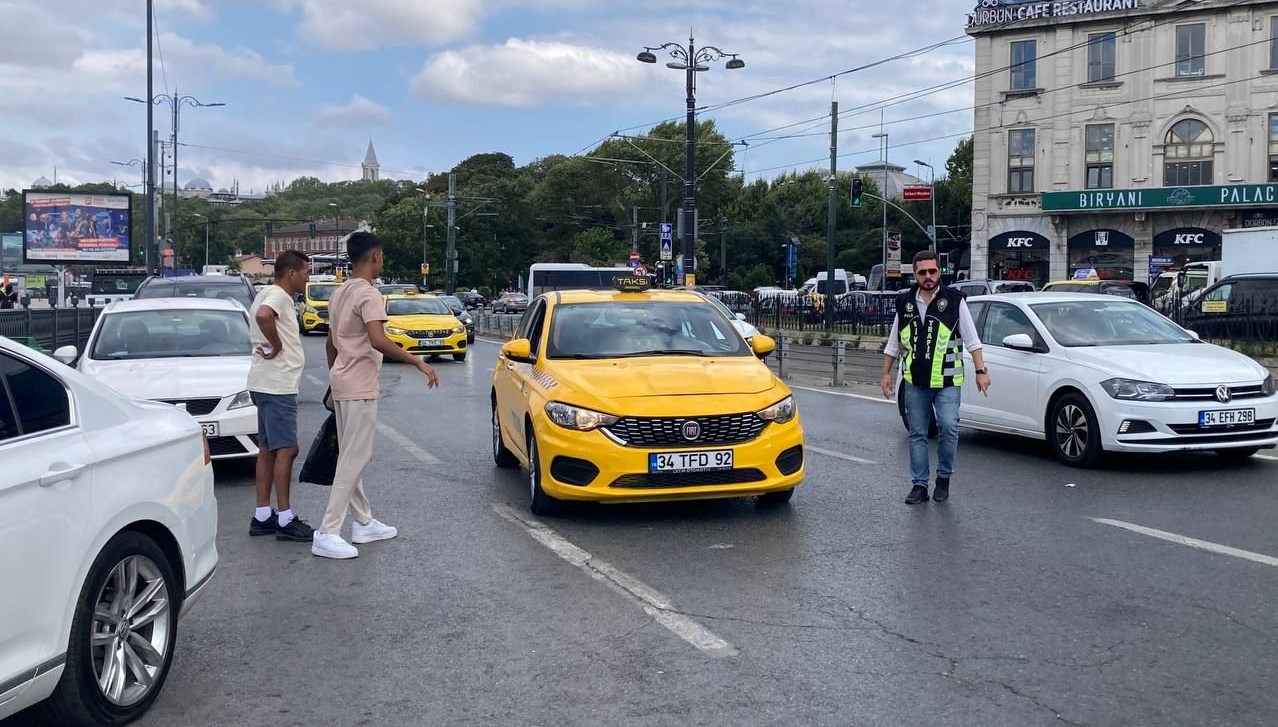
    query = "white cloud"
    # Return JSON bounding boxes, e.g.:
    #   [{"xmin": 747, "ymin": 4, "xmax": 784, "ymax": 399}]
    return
[
  {"xmin": 158, "ymin": 33, "xmax": 296, "ymax": 87},
  {"xmin": 412, "ymin": 38, "xmax": 649, "ymax": 107},
  {"xmin": 156, "ymin": 0, "xmax": 214, "ymax": 20},
  {"xmin": 315, "ymin": 95, "xmax": 394, "ymax": 126},
  {"xmin": 281, "ymin": 0, "xmax": 486, "ymax": 51}
]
